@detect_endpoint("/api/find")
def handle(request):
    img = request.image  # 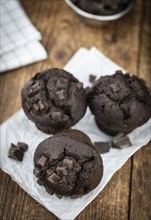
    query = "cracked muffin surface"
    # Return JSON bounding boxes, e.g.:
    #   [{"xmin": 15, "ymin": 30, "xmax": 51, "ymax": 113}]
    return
[
  {"xmin": 88, "ymin": 71, "xmax": 151, "ymax": 135},
  {"xmin": 33, "ymin": 129, "xmax": 103, "ymax": 198},
  {"xmin": 21, "ymin": 68, "xmax": 87, "ymax": 133}
]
